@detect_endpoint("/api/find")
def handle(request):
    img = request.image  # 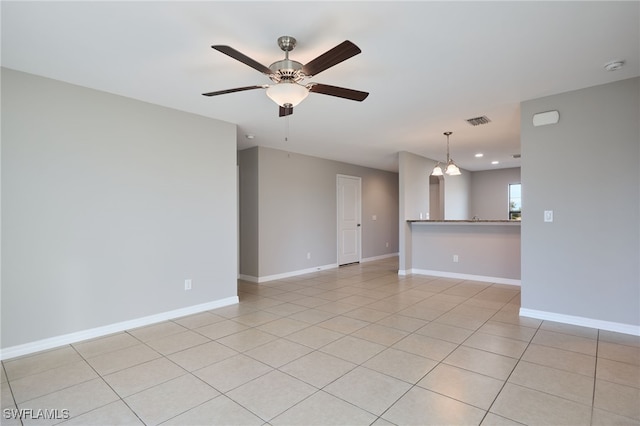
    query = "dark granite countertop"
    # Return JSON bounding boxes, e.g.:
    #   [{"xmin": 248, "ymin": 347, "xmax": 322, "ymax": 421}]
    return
[{"xmin": 408, "ymin": 220, "xmax": 521, "ymax": 225}]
